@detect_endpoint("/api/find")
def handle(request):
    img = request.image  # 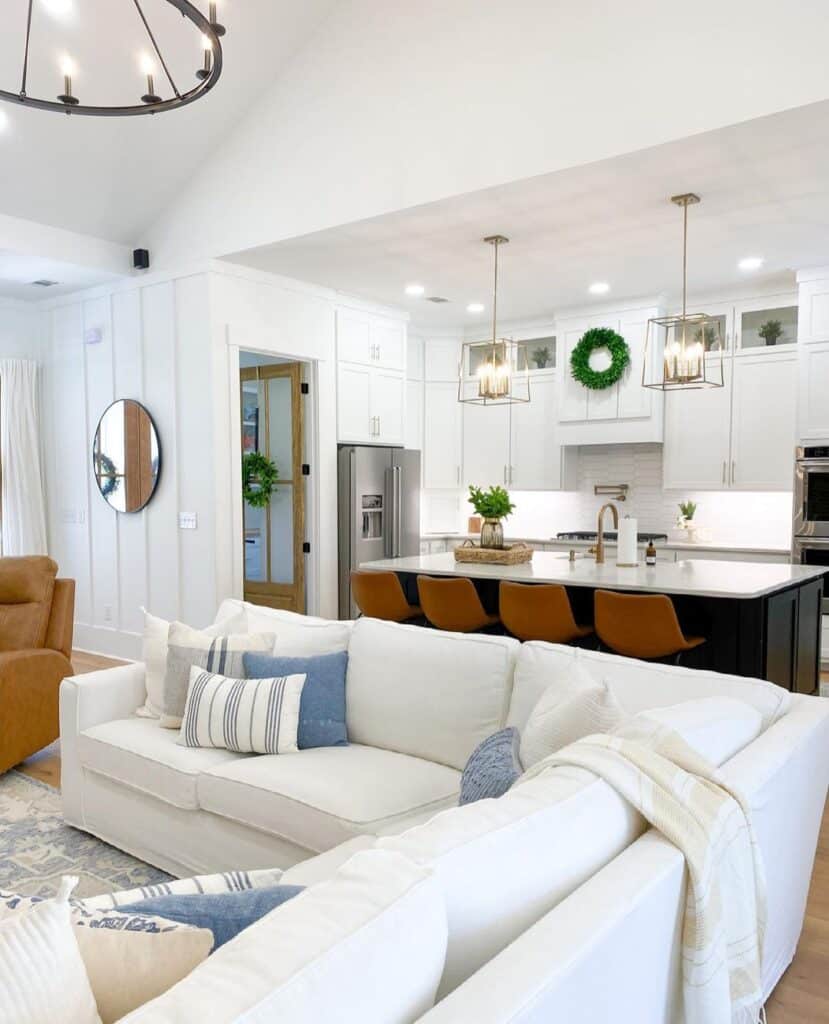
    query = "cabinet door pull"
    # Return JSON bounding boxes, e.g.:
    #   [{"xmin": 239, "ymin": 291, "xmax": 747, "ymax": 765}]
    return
[
  {"xmin": 376, "ymin": 344, "xmax": 381, "ymax": 363},
  {"xmin": 732, "ymin": 460, "xmax": 736, "ymax": 485},
  {"xmin": 456, "ymin": 465, "xmax": 460, "ymax": 485},
  {"xmin": 377, "ymin": 415, "xmax": 381, "ymax": 437},
  {"xmin": 722, "ymin": 460, "xmax": 726, "ymax": 484}
]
